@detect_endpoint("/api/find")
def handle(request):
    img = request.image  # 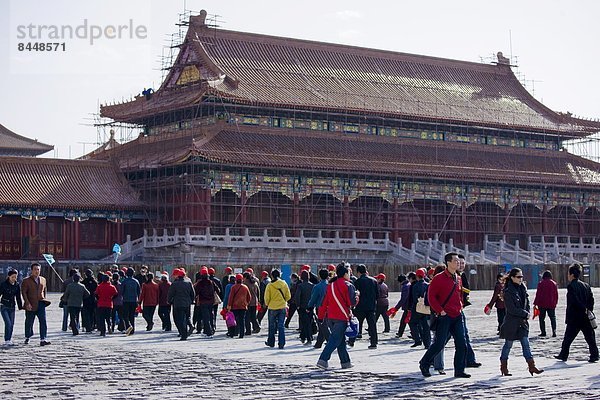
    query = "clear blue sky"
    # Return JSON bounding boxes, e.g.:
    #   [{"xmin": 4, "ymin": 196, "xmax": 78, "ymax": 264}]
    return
[{"xmin": 1, "ymin": 0, "xmax": 598, "ymax": 159}]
